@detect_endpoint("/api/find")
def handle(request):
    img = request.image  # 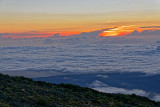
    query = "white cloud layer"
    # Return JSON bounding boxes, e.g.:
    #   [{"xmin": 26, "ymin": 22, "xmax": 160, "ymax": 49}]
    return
[
  {"xmin": 89, "ymin": 80, "xmax": 149, "ymax": 97},
  {"xmin": 1, "ymin": 39, "xmax": 160, "ymax": 77},
  {"xmin": 152, "ymin": 95, "xmax": 160, "ymax": 102}
]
